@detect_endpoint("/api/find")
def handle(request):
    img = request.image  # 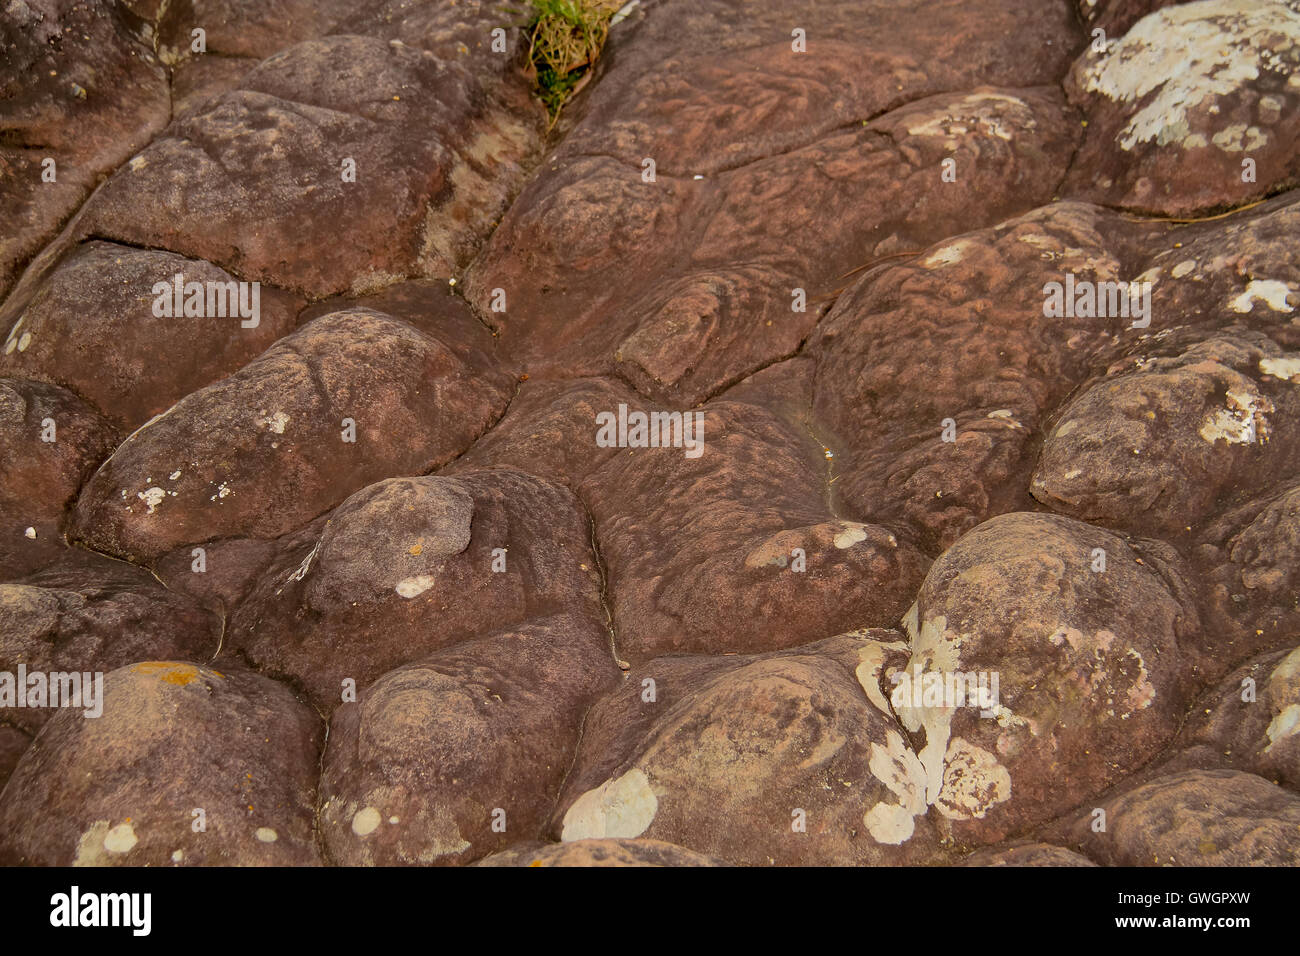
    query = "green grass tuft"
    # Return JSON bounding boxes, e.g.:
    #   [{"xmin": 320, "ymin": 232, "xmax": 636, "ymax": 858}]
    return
[{"xmin": 516, "ymin": 0, "xmax": 622, "ymax": 125}]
